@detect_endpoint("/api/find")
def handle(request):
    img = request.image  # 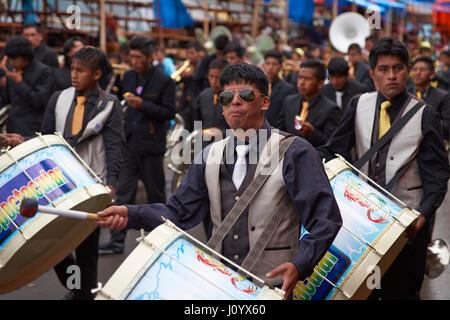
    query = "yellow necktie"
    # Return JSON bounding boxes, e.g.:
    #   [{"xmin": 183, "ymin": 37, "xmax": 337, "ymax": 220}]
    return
[
  {"xmin": 213, "ymin": 93, "xmax": 218, "ymax": 105},
  {"xmin": 378, "ymin": 100, "xmax": 392, "ymax": 139},
  {"xmin": 268, "ymin": 82, "xmax": 272, "ymax": 96},
  {"xmin": 72, "ymin": 96, "xmax": 86, "ymax": 135},
  {"xmin": 300, "ymin": 101, "xmax": 309, "ymax": 121},
  {"xmin": 416, "ymin": 91, "xmax": 422, "ymax": 99}
]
